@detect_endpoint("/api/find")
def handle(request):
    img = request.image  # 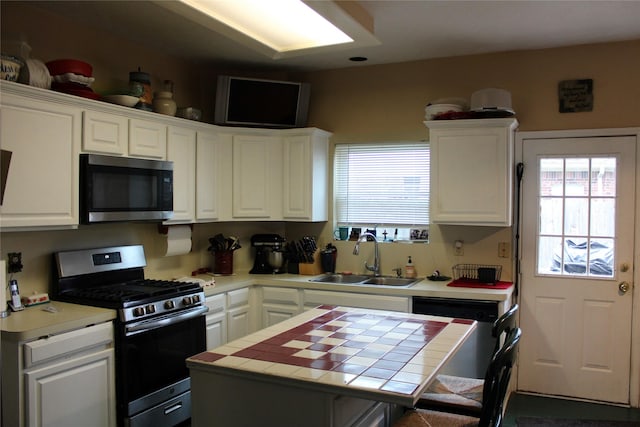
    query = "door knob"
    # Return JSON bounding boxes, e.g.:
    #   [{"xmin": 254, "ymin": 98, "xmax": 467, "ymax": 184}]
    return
[{"xmin": 619, "ymin": 281, "xmax": 630, "ymax": 294}]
